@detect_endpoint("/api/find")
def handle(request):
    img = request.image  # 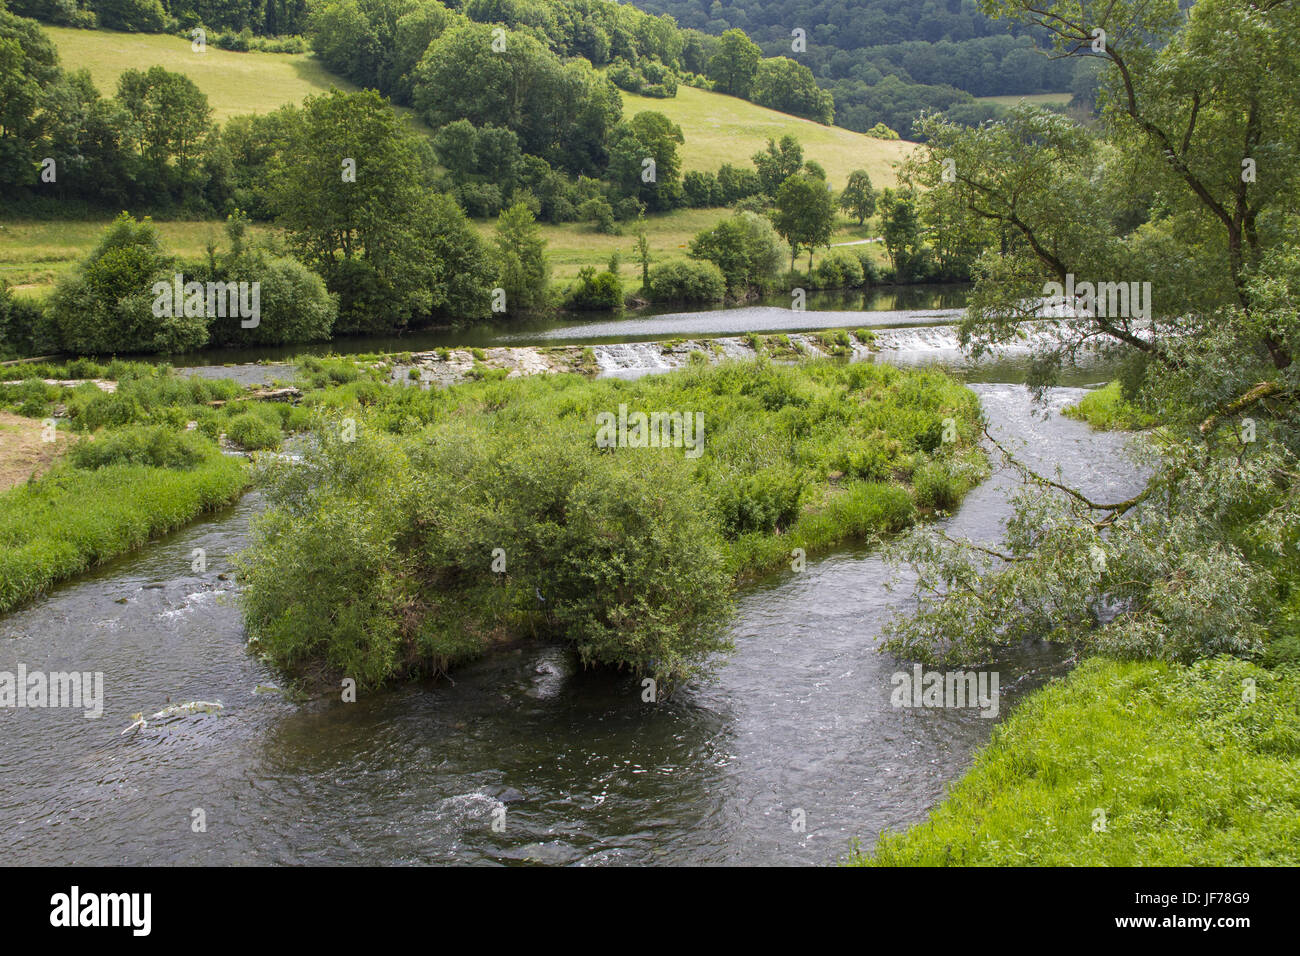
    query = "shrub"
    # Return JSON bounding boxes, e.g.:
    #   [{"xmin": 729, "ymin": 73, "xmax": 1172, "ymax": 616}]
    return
[
  {"xmin": 912, "ymin": 460, "xmax": 962, "ymax": 512},
  {"xmin": 813, "ymin": 250, "xmax": 866, "ymax": 289},
  {"xmin": 0, "ymin": 282, "xmax": 56, "ymax": 359},
  {"xmin": 51, "ymin": 214, "xmax": 207, "ymax": 355},
  {"xmin": 70, "ymin": 425, "xmax": 210, "ymax": 470},
  {"xmin": 564, "ymin": 267, "xmax": 623, "ymax": 310},
  {"xmin": 647, "ymin": 260, "xmax": 726, "ymax": 303},
  {"xmin": 713, "ymin": 468, "xmax": 803, "ymax": 537},
  {"xmin": 205, "ymin": 253, "xmax": 337, "ymax": 347},
  {"xmin": 226, "ymin": 411, "xmax": 283, "ymax": 450}
]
